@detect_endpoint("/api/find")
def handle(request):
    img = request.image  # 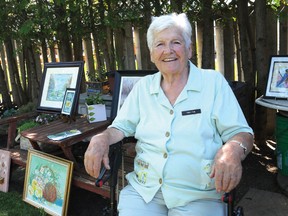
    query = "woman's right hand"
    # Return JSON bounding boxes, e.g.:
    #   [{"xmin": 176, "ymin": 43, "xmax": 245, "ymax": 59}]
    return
[
  {"xmin": 84, "ymin": 127, "xmax": 125, "ymax": 178},
  {"xmin": 84, "ymin": 134, "xmax": 110, "ymax": 178}
]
